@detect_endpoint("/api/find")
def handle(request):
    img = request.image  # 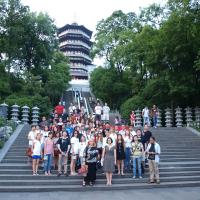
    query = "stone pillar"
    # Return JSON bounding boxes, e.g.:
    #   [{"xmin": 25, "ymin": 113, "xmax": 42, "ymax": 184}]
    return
[
  {"xmin": 157, "ymin": 108, "xmax": 162, "ymax": 127},
  {"xmin": 135, "ymin": 109, "xmax": 142, "ymax": 127},
  {"xmin": 194, "ymin": 107, "xmax": 200, "ymax": 127},
  {"xmin": 21, "ymin": 105, "xmax": 30, "ymax": 124},
  {"xmin": 0, "ymin": 102, "xmax": 8, "ymax": 119},
  {"xmin": 165, "ymin": 108, "xmax": 172, "ymax": 127},
  {"xmin": 11, "ymin": 104, "xmax": 20, "ymax": 122},
  {"xmin": 175, "ymin": 107, "xmax": 183, "ymax": 127},
  {"xmin": 185, "ymin": 107, "xmax": 193, "ymax": 127},
  {"xmin": 32, "ymin": 106, "xmax": 40, "ymax": 125}
]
